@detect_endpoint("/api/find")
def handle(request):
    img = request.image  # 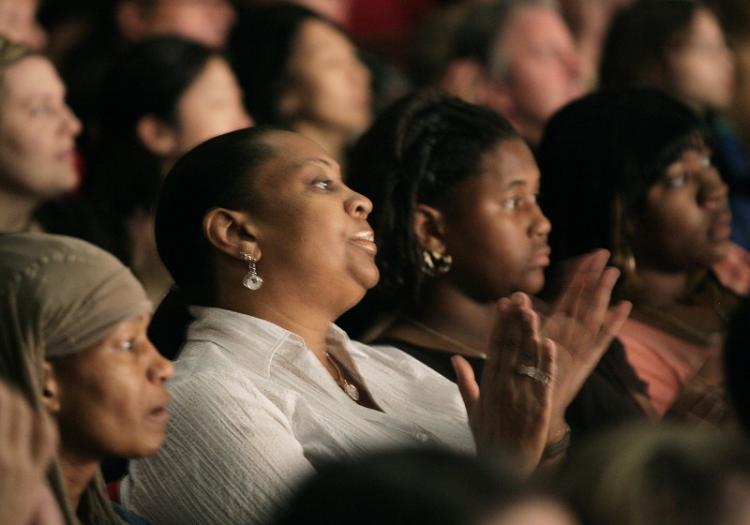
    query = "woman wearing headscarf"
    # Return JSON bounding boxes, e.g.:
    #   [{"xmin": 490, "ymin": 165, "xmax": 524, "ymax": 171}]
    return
[{"xmin": 0, "ymin": 233, "xmax": 174, "ymax": 524}]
